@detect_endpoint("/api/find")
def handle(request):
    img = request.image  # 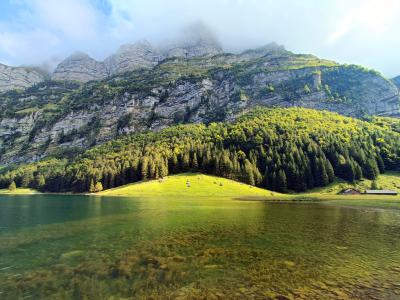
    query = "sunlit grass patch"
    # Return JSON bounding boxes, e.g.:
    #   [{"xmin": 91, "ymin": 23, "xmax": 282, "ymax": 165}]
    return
[
  {"xmin": 0, "ymin": 188, "xmax": 39, "ymax": 195},
  {"xmin": 97, "ymin": 173, "xmax": 278, "ymax": 198}
]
